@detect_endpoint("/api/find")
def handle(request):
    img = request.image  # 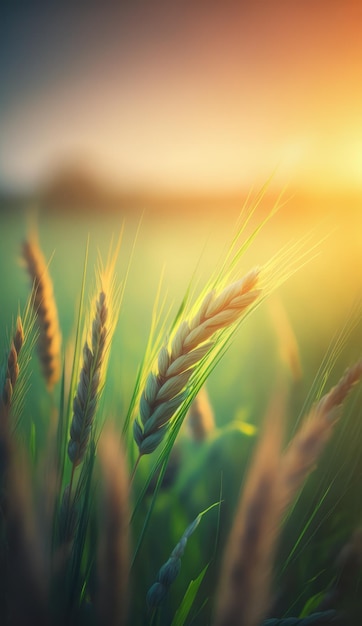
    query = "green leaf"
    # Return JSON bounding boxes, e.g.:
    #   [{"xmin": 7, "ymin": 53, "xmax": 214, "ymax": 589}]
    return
[
  {"xmin": 170, "ymin": 565, "xmax": 208, "ymax": 626},
  {"xmin": 299, "ymin": 591, "xmax": 326, "ymax": 618}
]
